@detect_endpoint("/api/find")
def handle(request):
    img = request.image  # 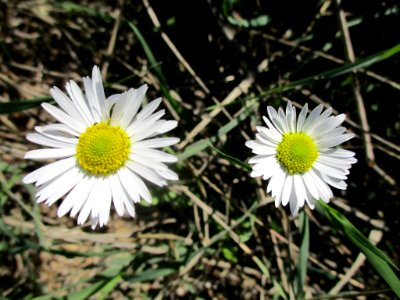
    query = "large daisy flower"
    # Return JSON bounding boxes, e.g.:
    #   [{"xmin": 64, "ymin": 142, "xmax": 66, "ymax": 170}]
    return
[
  {"xmin": 246, "ymin": 101, "xmax": 357, "ymax": 215},
  {"xmin": 24, "ymin": 66, "xmax": 179, "ymax": 229}
]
